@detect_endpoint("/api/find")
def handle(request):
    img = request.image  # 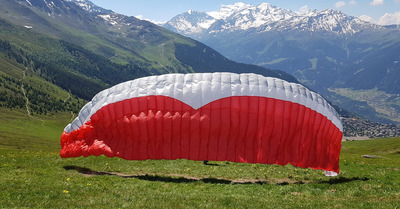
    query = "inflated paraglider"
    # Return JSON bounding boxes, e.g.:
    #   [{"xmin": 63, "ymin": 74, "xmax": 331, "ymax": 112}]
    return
[{"xmin": 60, "ymin": 73, "xmax": 343, "ymax": 175}]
